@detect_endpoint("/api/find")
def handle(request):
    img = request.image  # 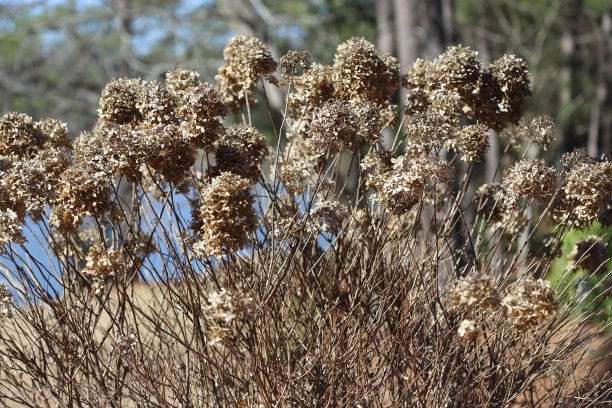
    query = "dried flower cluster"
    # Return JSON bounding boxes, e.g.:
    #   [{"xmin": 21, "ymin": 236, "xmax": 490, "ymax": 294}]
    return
[
  {"xmin": 309, "ymin": 199, "xmax": 349, "ymax": 235},
  {"xmin": 501, "ymin": 278, "xmax": 556, "ymax": 329},
  {"xmin": 568, "ymin": 235, "xmax": 609, "ymax": 273},
  {"xmin": 503, "ymin": 158, "xmax": 557, "ymax": 206},
  {"xmin": 195, "ymin": 172, "xmax": 257, "ymax": 256},
  {"xmin": 215, "ymin": 35, "xmax": 277, "ymax": 112},
  {"xmin": 0, "ymin": 36, "xmax": 610, "ymax": 407},
  {"xmin": 447, "ymin": 274, "xmax": 500, "ymax": 311},
  {"xmin": 81, "ymin": 243, "xmax": 124, "ymax": 294},
  {"xmin": 404, "ymin": 45, "xmax": 531, "ymax": 132},
  {"xmin": 0, "ymin": 284, "xmax": 13, "ymax": 319}
]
